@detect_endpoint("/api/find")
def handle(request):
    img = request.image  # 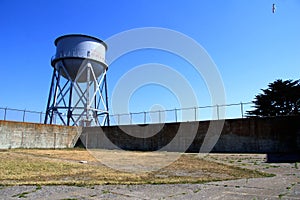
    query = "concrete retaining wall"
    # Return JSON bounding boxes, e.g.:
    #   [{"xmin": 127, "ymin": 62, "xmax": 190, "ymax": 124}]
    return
[
  {"xmin": 81, "ymin": 116, "xmax": 300, "ymax": 153},
  {"xmin": 0, "ymin": 120, "xmax": 81, "ymax": 149},
  {"xmin": 209, "ymin": 116, "xmax": 300, "ymax": 153},
  {"xmin": 1, "ymin": 116, "xmax": 299, "ymax": 153}
]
